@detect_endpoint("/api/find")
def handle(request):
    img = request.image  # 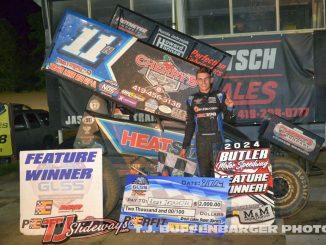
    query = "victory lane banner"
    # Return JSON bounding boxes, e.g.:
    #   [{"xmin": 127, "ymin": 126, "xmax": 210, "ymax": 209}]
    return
[
  {"xmin": 214, "ymin": 141, "xmax": 275, "ymax": 226},
  {"xmin": 42, "ymin": 10, "xmax": 201, "ymax": 122},
  {"xmin": 110, "ymin": 5, "xmax": 231, "ymax": 81},
  {"xmin": 120, "ymin": 175, "xmax": 229, "ymax": 236},
  {"xmin": 20, "ymin": 148, "xmax": 103, "ymax": 235}
]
